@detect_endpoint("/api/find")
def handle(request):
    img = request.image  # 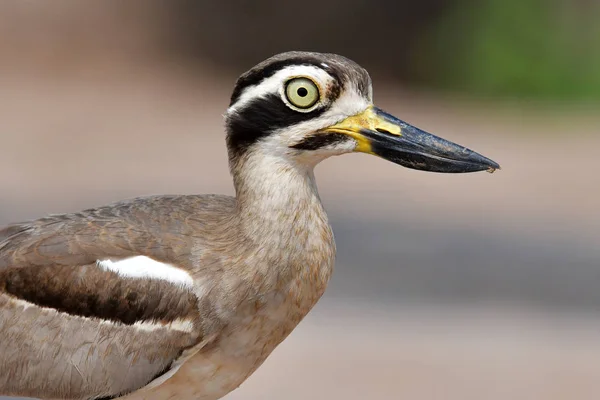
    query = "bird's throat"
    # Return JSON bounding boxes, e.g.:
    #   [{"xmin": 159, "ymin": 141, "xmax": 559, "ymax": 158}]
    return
[{"xmin": 232, "ymin": 150, "xmax": 326, "ymax": 235}]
